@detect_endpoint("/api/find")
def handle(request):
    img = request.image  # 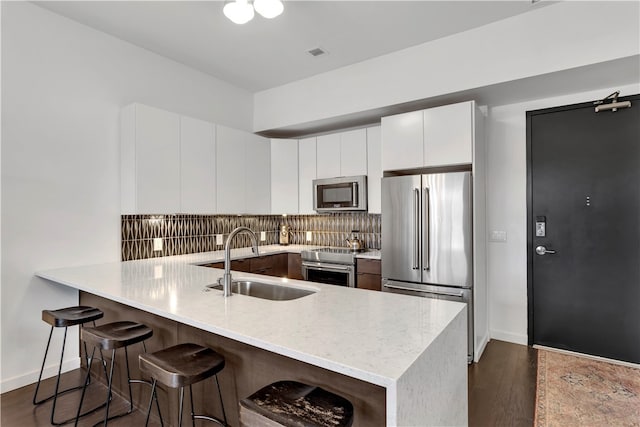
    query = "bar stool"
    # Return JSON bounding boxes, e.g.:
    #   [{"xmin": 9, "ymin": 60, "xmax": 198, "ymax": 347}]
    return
[
  {"xmin": 139, "ymin": 343, "xmax": 227, "ymax": 427},
  {"xmin": 33, "ymin": 306, "xmax": 104, "ymax": 425},
  {"xmin": 75, "ymin": 320, "xmax": 156, "ymax": 426},
  {"xmin": 239, "ymin": 381, "xmax": 354, "ymax": 427}
]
